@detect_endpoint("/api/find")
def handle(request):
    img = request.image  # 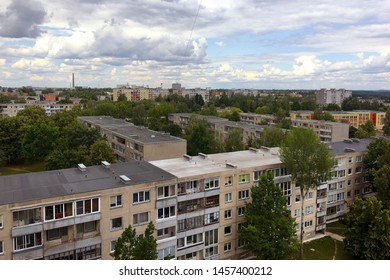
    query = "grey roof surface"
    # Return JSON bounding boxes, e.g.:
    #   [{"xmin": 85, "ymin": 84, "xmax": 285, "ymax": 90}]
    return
[
  {"xmin": 329, "ymin": 138, "xmax": 374, "ymax": 155},
  {"xmin": 0, "ymin": 161, "xmax": 176, "ymax": 205},
  {"xmin": 78, "ymin": 116, "xmax": 186, "ymax": 144}
]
